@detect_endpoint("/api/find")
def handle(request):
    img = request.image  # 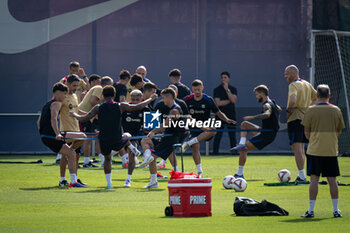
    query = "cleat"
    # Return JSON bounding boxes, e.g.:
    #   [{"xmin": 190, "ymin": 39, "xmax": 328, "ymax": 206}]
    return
[
  {"xmin": 333, "ymin": 210, "xmax": 342, "ymax": 218},
  {"xmin": 157, "ymin": 160, "xmax": 166, "ymax": 169},
  {"xmin": 198, "ymin": 172, "xmax": 203, "ymax": 178},
  {"xmin": 77, "ymin": 179, "xmax": 88, "ymax": 187},
  {"xmin": 69, "ymin": 182, "xmax": 86, "ymax": 188},
  {"xmin": 56, "ymin": 159, "xmax": 61, "ymax": 164},
  {"xmin": 83, "ymin": 162, "xmax": 98, "ymax": 168},
  {"xmin": 59, "ymin": 180, "xmax": 69, "ymax": 187},
  {"xmin": 106, "ymin": 184, "xmax": 113, "ymax": 189},
  {"xmin": 301, "ymin": 211, "xmax": 314, "ymax": 218},
  {"xmin": 138, "ymin": 155, "xmax": 154, "ymax": 168},
  {"xmin": 151, "ymin": 172, "xmax": 167, "ymax": 179},
  {"xmin": 143, "ymin": 181, "xmax": 159, "ymax": 189},
  {"xmin": 123, "ymin": 179, "xmax": 131, "ymax": 187},
  {"xmin": 122, "ymin": 161, "xmax": 129, "ymax": 169},
  {"xmin": 294, "ymin": 176, "xmax": 309, "ymax": 184},
  {"xmin": 230, "ymin": 144, "xmax": 247, "ymax": 153},
  {"xmin": 234, "ymin": 173, "xmax": 245, "ymax": 179},
  {"xmin": 181, "ymin": 142, "xmax": 189, "ymax": 153}
]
